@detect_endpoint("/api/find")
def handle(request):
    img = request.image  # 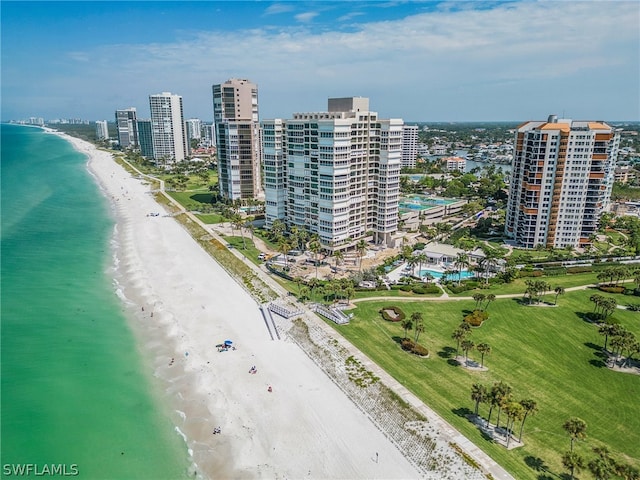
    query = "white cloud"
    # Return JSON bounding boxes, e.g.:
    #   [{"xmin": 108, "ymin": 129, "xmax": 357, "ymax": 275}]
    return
[
  {"xmin": 15, "ymin": 1, "xmax": 640, "ymax": 121},
  {"xmin": 337, "ymin": 11, "xmax": 366, "ymax": 22},
  {"xmin": 263, "ymin": 3, "xmax": 294, "ymax": 15},
  {"xmin": 294, "ymin": 11, "xmax": 319, "ymax": 23}
]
